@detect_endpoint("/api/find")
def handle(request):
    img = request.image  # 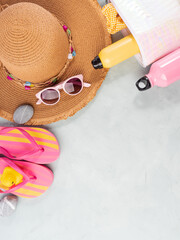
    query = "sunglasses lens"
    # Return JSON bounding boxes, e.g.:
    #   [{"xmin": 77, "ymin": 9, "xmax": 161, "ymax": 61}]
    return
[
  {"xmin": 41, "ymin": 89, "xmax": 59, "ymax": 105},
  {"xmin": 65, "ymin": 78, "xmax": 82, "ymax": 95}
]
